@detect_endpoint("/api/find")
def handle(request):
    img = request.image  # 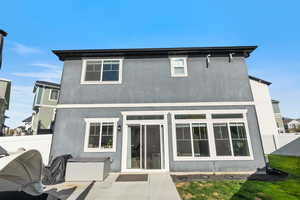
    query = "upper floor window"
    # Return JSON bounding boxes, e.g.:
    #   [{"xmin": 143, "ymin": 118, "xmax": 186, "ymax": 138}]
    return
[
  {"xmin": 81, "ymin": 59, "xmax": 123, "ymax": 84},
  {"xmin": 49, "ymin": 89, "xmax": 59, "ymax": 101},
  {"xmin": 170, "ymin": 57, "xmax": 188, "ymax": 77}
]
